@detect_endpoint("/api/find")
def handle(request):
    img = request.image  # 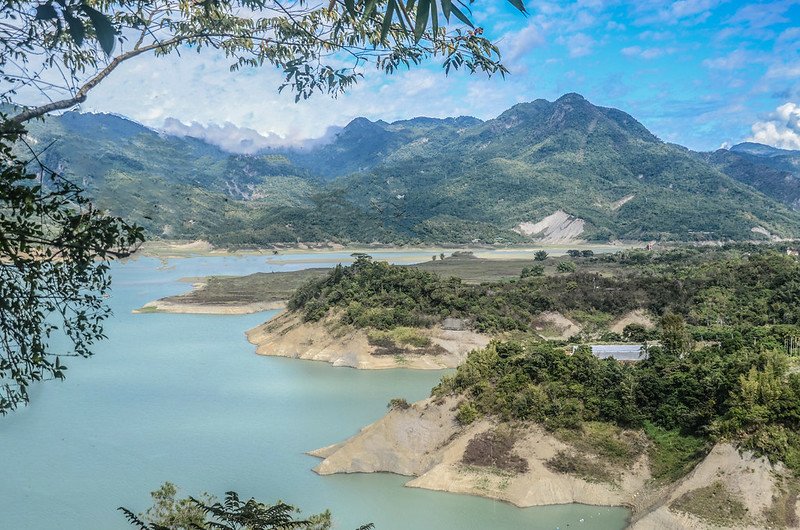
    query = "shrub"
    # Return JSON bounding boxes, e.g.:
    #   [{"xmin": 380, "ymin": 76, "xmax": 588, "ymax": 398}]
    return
[
  {"xmin": 462, "ymin": 429, "xmax": 529, "ymax": 473},
  {"xmin": 388, "ymin": 398, "xmax": 411, "ymax": 410},
  {"xmin": 557, "ymin": 261, "xmax": 577, "ymax": 273},
  {"xmin": 456, "ymin": 402, "xmax": 480, "ymax": 425}
]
